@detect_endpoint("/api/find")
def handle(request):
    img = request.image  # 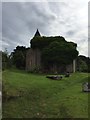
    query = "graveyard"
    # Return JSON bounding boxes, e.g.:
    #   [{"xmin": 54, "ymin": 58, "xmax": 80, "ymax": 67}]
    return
[
  {"xmin": 2, "ymin": 30, "xmax": 90, "ymax": 118},
  {"xmin": 2, "ymin": 69, "xmax": 89, "ymax": 118}
]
